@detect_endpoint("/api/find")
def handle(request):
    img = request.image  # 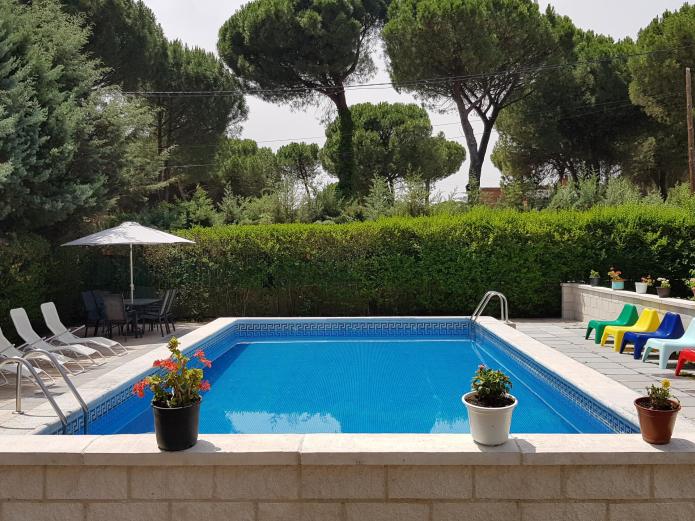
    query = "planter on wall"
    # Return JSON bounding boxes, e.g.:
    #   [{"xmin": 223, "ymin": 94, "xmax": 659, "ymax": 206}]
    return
[
  {"xmin": 657, "ymin": 287, "xmax": 671, "ymax": 298},
  {"xmin": 611, "ymin": 281, "xmax": 625, "ymax": 290},
  {"xmin": 152, "ymin": 399, "xmax": 201, "ymax": 451},
  {"xmin": 635, "ymin": 398, "xmax": 680, "ymax": 444},
  {"xmin": 462, "ymin": 392, "xmax": 517, "ymax": 446},
  {"xmin": 634, "ymin": 282, "xmax": 649, "ymax": 294},
  {"xmin": 589, "ymin": 277, "xmax": 601, "ymax": 287}
]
